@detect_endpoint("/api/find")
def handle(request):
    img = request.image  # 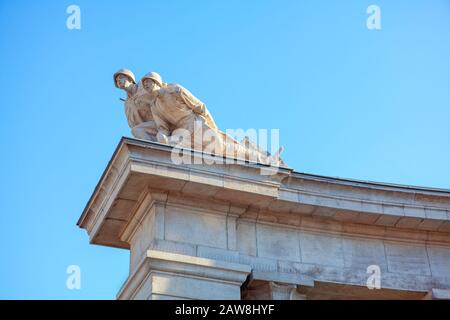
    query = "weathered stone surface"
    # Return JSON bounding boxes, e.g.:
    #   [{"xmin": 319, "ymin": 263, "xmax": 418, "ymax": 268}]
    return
[
  {"xmin": 150, "ymin": 239, "xmax": 197, "ymax": 257},
  {"xmin": 236, "ymin": 221, "xmax": 257, "ymax": 256},
  {"xmin": 427, "ymin": 246, "xmax": 450, "ymax": 277},
  {"xmin": 164, "ymin": 206, "xmax": 227, "ymax": 248},
  {"xmin": 342, "ymin": 238, "xmax": 387, "ymax": 271},
  {"xmin": 197, "ymin": 245, "xmax": 239, "ymax": 263},
  {"xmin": 239, "ymin": 254, "xmax": 278, "ymax": 273},
  {"xmin": 385, "ymin": 243, "xmax": 431, "ymax": 276},
  {"xmin": 256, "ymin": 224, "xmax": 301, "ymax": 262},
  {"xmin": 299, "ymin": 233, "xmax": 345, "ymax": 267}
]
